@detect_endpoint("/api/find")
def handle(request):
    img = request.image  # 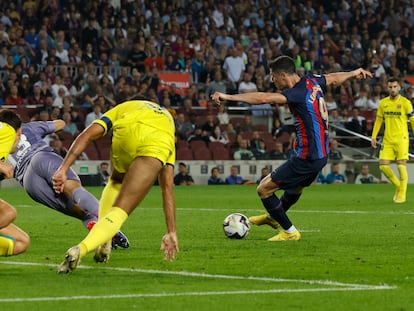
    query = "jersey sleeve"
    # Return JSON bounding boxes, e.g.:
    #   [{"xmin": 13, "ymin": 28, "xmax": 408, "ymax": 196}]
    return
[
  {"xmin": 0, "ymin": 122, "xmax": 16, "ymax": 161},
  {"xmin": 93, "ymin": 105, "xmax": 119, "ymax": 135}
]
